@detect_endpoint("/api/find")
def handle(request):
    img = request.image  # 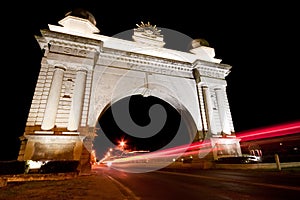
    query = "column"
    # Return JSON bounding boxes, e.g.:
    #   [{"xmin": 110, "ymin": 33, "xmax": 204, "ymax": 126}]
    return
[
  {"xmin": 215, "ymin": 87, "xmax": 230, "ymax": 134},
  {"xmin": 197, "ymin": 84, "xmax": 208, "ymax": 131},
  {"xmin": 67, "ymin": 69, "xmax": 87, "ymax": 131},
  {"xmin": 192, "ymin": 68, "xmax": 207, "ymax": 133},
  {"xmin": 202, "ymin": 86, "xmax": 216, "ymax": 135},
  {"xmin": 41, "ymin": 66, "xmax": 65, "ymax": 130}
]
